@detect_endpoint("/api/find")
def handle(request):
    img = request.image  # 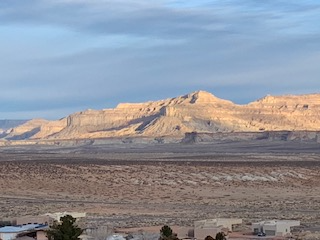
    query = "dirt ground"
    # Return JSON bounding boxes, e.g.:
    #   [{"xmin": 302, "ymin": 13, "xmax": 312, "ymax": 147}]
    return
[{"xmin": 0, "ymin": 140, "xmax": 320, "ymax": 232}]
